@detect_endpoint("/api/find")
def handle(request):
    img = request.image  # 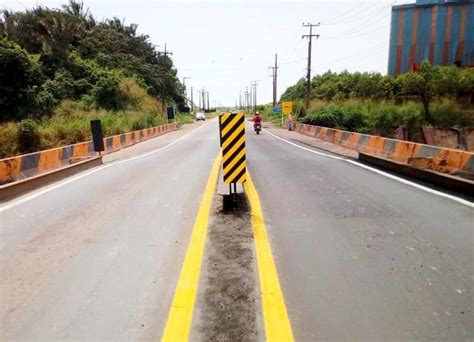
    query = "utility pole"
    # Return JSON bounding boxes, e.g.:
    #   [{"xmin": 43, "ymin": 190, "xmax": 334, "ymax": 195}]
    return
[
  {"xmin": 245, "ymin": 87, "xmax": 249, "ymax": 111},
  {"xmin": 158, "ymin": 43, "xmax": 173, "ymax": 112},
  {"xmin": 302, "ymin": 23, "xmax": 320, "ymax": 109},
  {"xmin": 250, "ymin": 80, "xmax": 259, "ymax": 111},
  {"xmin": 183, "ymin": 76, "xmax": 190, "ymax": 109},
  {"xmin": 246, "ymin": 87, "xmax": 250, "ymax": 111},
  {"xmin": 199, "ymin": 88, "xmax": 206, "ymax": 112},
  {"xmin": 249, "ymin": 84, "xmax": 253, "ymax": 111},
  {"xmin": 268, "ymin": 53, "xmax": 278, "ymax": 108},
  {"xmin": 191, "ymin": 87, "xmax": 194, "ymax": 113},
  {"xmin": 198, "ymin": 90, "xmax": 201, "ymax": 111},
  {"xmin": 206, "ymin": 92, "xmax": 210, "ymax": 111}
]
